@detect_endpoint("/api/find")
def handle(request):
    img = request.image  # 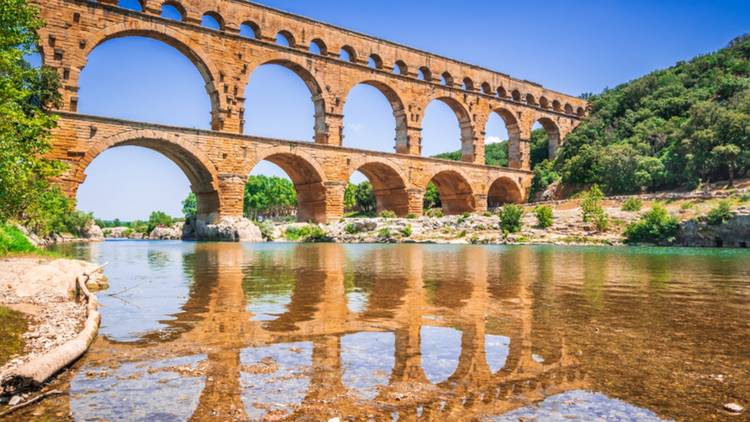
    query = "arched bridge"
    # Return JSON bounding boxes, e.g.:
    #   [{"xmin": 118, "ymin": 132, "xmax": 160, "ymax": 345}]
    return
[{"xmin": 35, "ymin": 0, "xmax": 588, "ymax": 223}]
